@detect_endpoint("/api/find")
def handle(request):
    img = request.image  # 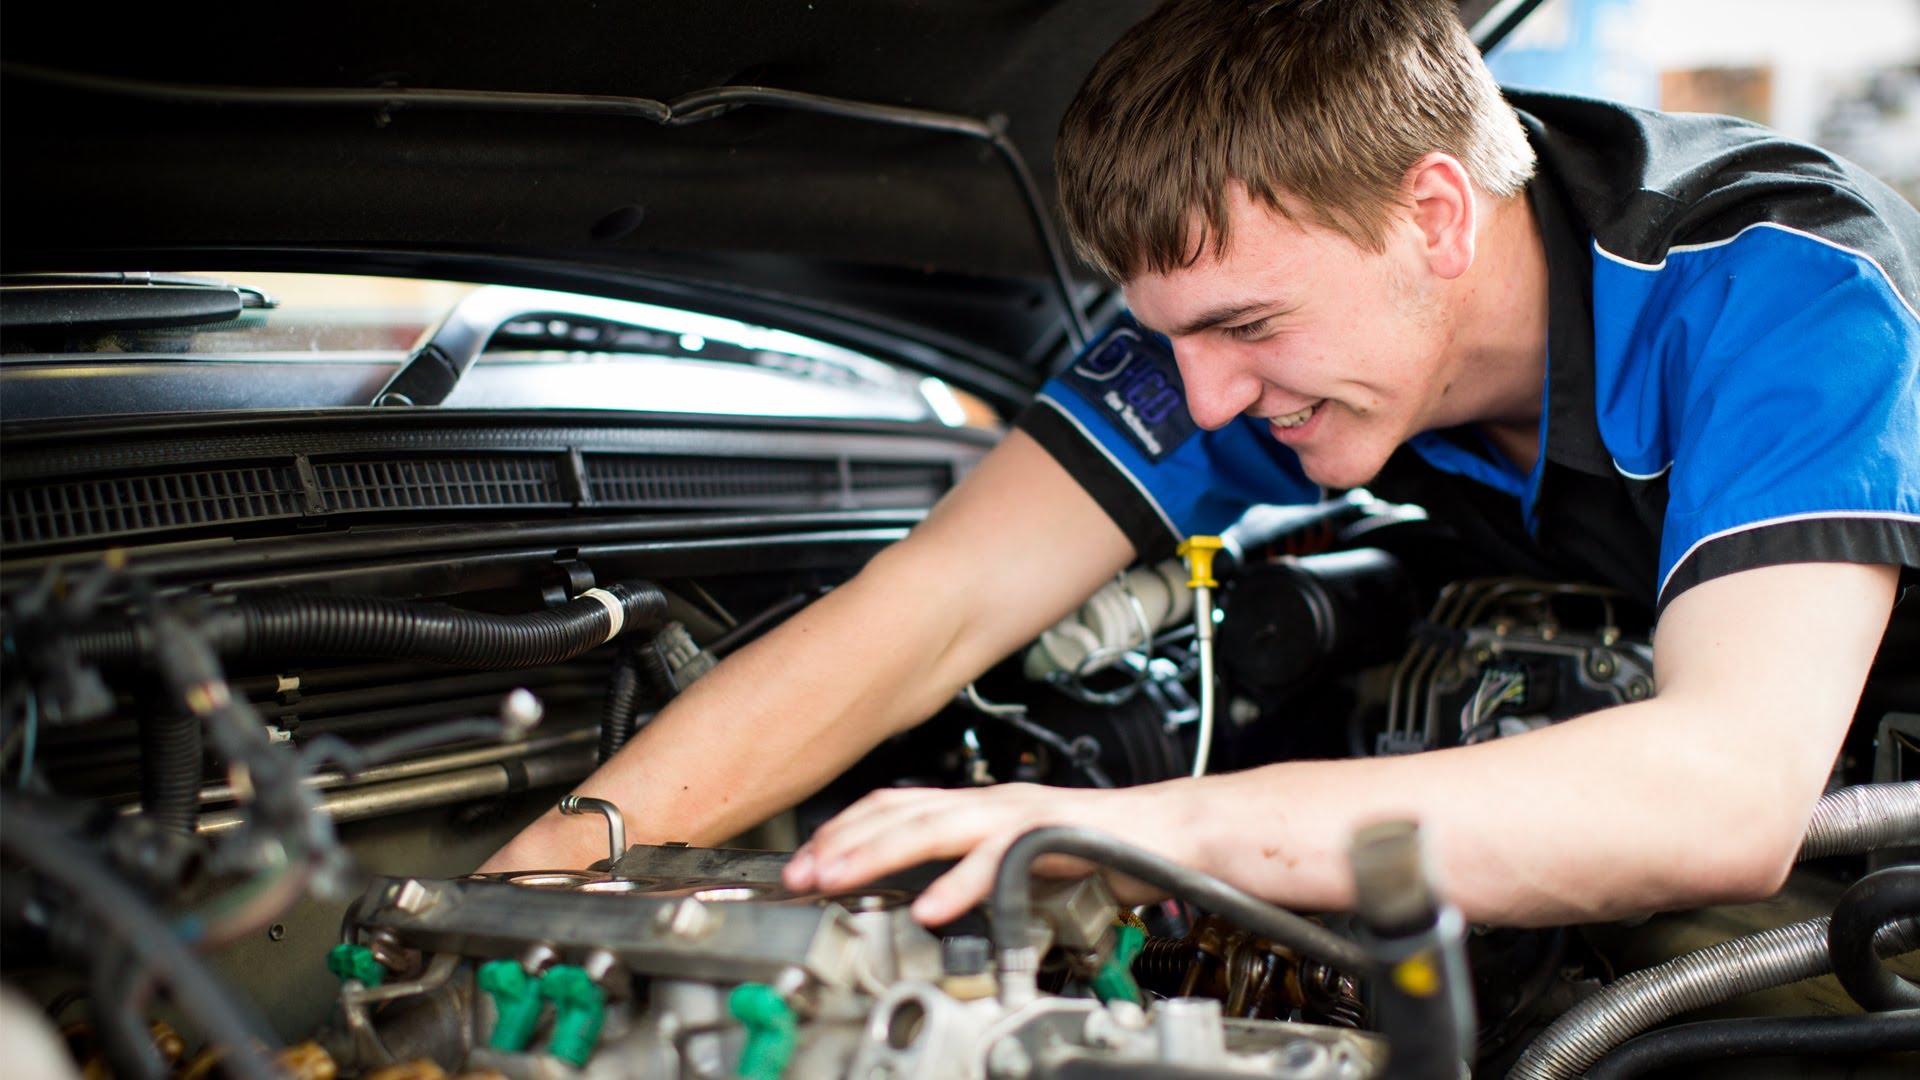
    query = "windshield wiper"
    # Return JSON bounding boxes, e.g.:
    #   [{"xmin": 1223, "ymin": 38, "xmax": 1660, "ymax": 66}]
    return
[{"xmin": 0, "ymin": 273, "xmax": 277, "ymax": 331}]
